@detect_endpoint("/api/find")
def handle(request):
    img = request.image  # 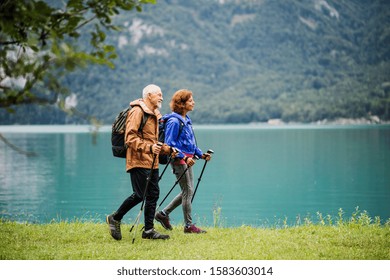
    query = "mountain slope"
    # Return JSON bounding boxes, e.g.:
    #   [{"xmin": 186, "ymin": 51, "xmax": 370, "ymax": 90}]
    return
[{"xmin": 1, "ymin": 0, "xmax": 389, "ymax": 124}]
